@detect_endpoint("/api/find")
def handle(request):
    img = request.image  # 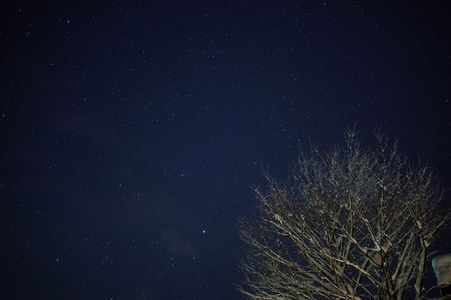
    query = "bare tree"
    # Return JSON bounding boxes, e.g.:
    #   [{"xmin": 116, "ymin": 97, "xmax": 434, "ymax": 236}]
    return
[{"xmin": 239, "ymin": 131, "xmax": 450, "ymax": 300}]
